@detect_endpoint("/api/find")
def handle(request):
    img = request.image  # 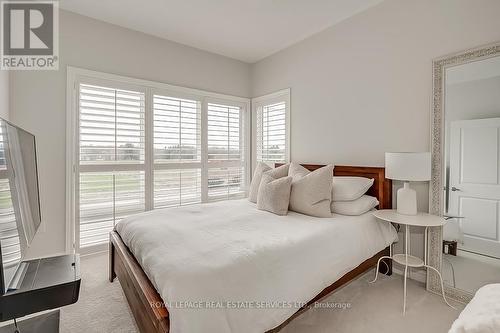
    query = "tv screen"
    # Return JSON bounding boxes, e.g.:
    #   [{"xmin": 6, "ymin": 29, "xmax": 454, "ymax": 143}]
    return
[{"xmin": 0, "ymin": 118, "xmax": 41, "ymax": 293}]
